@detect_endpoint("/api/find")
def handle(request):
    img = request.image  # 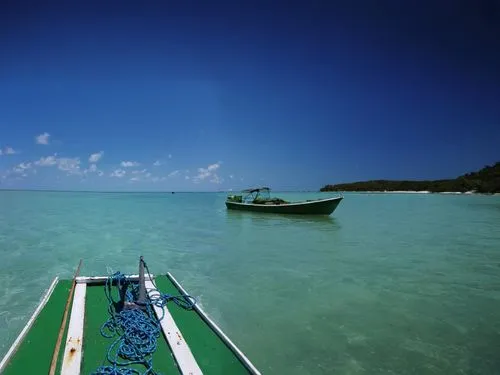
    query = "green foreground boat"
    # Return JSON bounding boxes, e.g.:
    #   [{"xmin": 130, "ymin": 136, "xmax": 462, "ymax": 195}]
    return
[
  {"xmin": 226, "ymin": 187, "xmax": 343, "ymax": 215},
  {"xmin": 0, "ymin": 258, "xmax": 260, "ymax": 375}
]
